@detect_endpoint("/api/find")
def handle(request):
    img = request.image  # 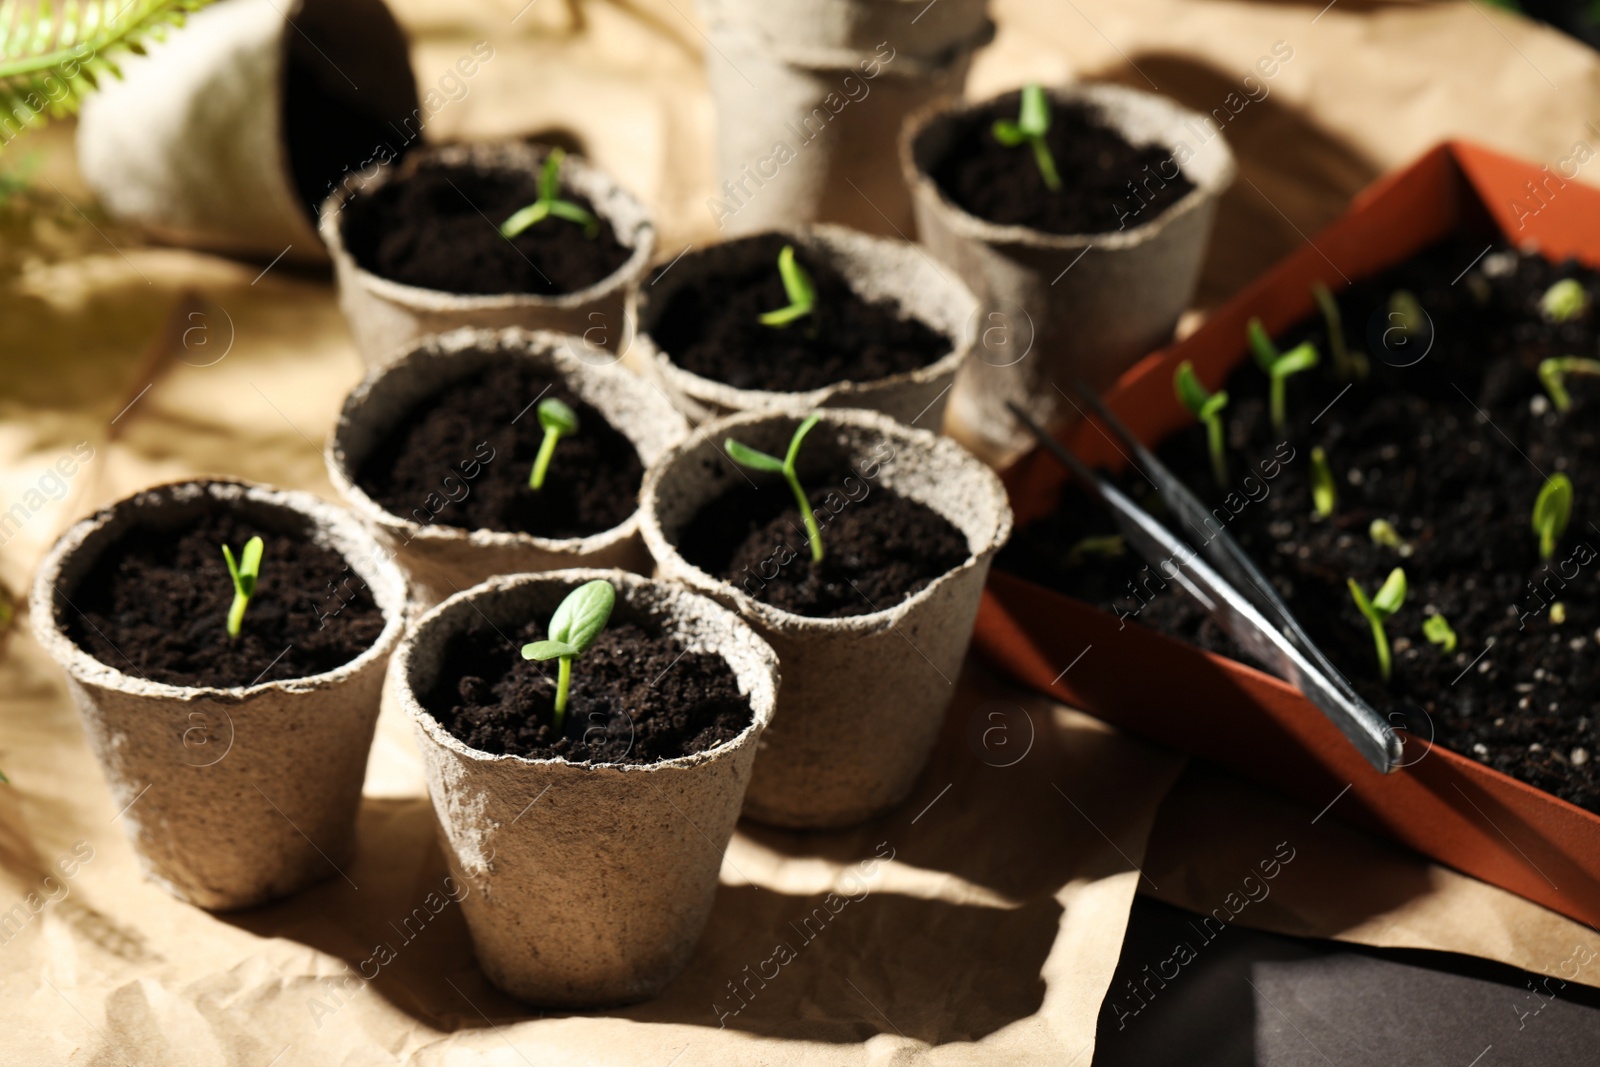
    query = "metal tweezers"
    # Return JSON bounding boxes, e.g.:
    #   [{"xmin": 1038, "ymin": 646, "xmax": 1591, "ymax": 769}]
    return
[{"xmin": 1008, "ymin": 390, "xmax": 1403, "ymax": 774}]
